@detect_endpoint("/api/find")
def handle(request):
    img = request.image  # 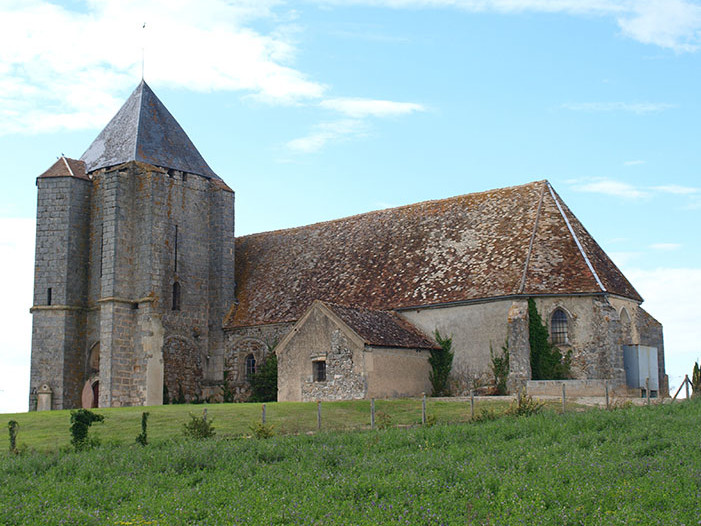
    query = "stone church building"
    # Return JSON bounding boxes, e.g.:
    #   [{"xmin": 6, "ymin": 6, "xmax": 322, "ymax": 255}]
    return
[{"xmin": 29, "ymin": 81, "xmax": 667, "ymax": 410}]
